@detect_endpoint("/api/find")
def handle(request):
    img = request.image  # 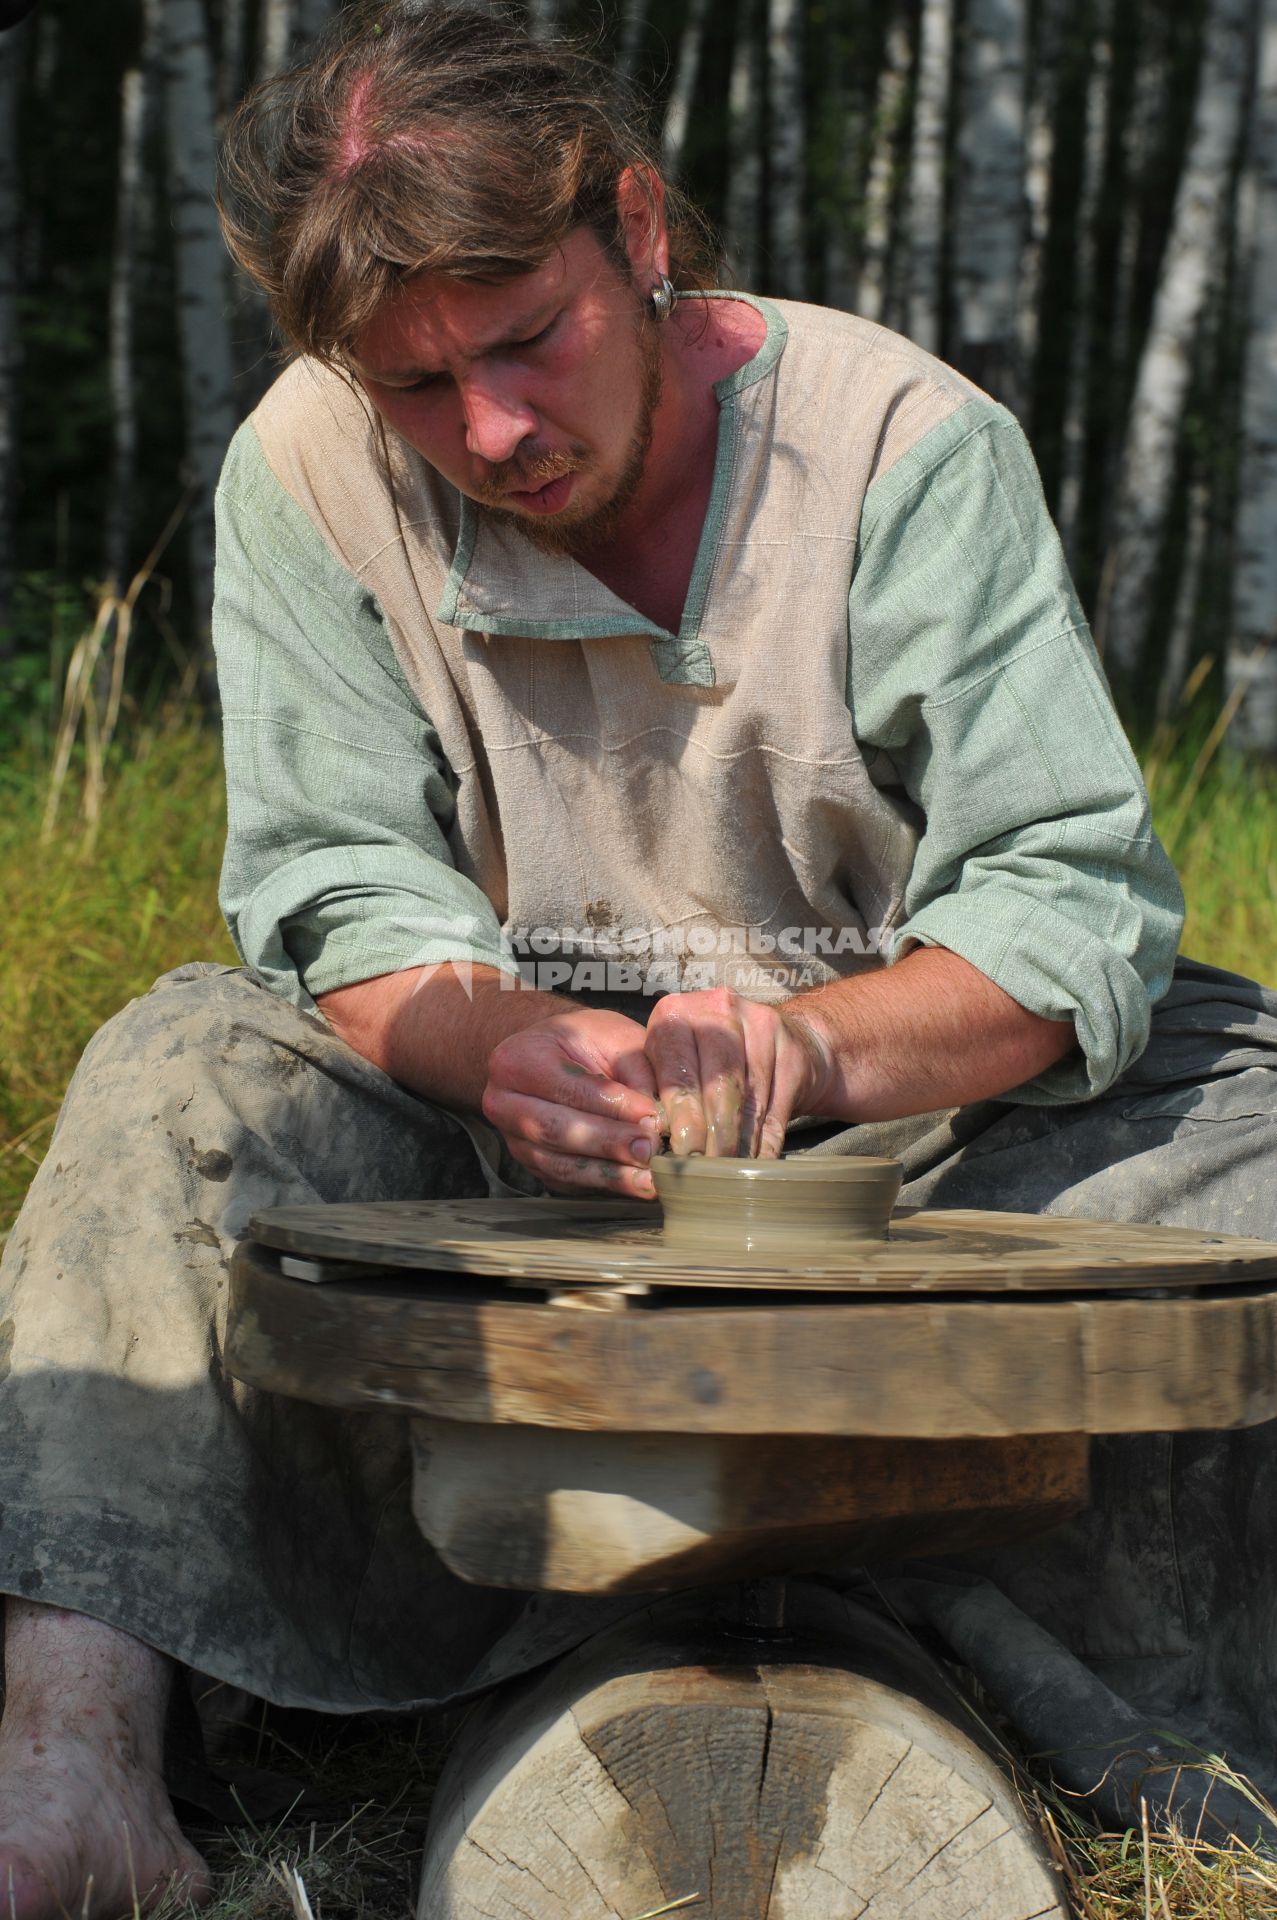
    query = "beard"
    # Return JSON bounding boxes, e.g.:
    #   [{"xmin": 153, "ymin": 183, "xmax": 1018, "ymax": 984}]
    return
[{"xmin": 473, "ymin": 302, "xmax": 665, "ymax": 559}]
